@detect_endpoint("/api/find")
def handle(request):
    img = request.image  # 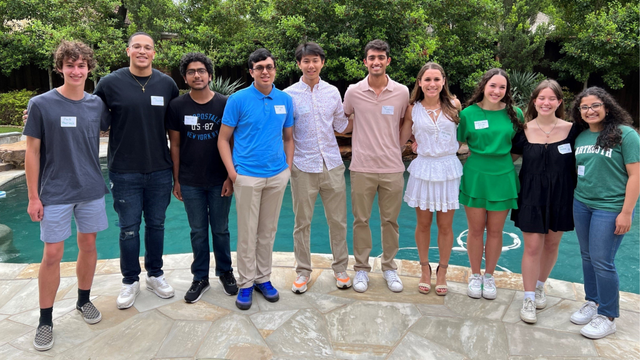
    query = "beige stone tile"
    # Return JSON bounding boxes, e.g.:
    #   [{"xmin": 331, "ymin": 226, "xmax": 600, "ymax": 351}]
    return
[
  {"xmin": 415, "ymin": 304, "xmax": 462, "ymax": 318},
  {"xmin": 87, "ymin": 295, "xmax": 139, "ymax": 331},
  {"xmin": 387, "ymin": 331, "xmax": 467, "ymax": 360},
  {"xmin": 265, "ymin": 309, "xmax": 334, "ymax": 359},
  {"xmin": 156, "ymin": 320, "xmax": 211, "ymax": 358},
  {"xmin": 492, "ymin": 270, "xmax": 524, "ymax": 291},
  {"xmin": 328, "ymin": 273, "xmax": 445, "ymax": 305},
  {"xmin": 303, "ymin": 293, "xmax": 354, "ymax": 313},
  {"xmin": 309, "ymin": 254, "xmax": 335, "ymax": 269},
  {"xmin": 132, "ymin": 283, "xmax": 183, "ymax": 313},
  {"xmin": 162, "ymin": 253, "xmax": 193, "ymax": 270},
  {"xmin": 157, "ymin": 299, "xmax": 230, "ymax": 322},
  {"xmin": 196, "ymin": 313, "xmax": 270, "ymax": 359},
  {"xmin": 504, "ymin": 323, "xmax": 598, "ymax": 357},
  {"xmin": 59, "ymin": 262, "xmax": 78, "ymax": 278},
  {"xmin": 225, "ymin": 343, "xmax": 273, "ymax": 360},
  {"xmin": 63, "ymin": 273, "xmax": 123, "ymax": 300},
  {"xmin": 0, "ymin": 320, "xmax": 33, "ymax": 346},
  {"xmin": 332, "ymin": 343, "xmax": 390, "ymax": 360},
  {"xmin": 271, "ymin": 252, "xmax": 295, "ymax": 268},
  {"xmin": 15, "ymin": 264, "xmax": 39, "ymax": 279},
  {"xmin": 444, "ymin": 291, "xmax": 515, "ymax": 321},
  {"xmin": 612, "ymin": 309, "xmax": 640, "ymax": 343},
  {"xmin": 95, "ymin": 259, "xmax": 121, "ymax": 275},
  {"xmin": 9, "ymin": 297, "xmax": 79, "ymax": 327},
  {"xmin": 0, "ymin": 264, "xmax": 28, "ymax": 280},
  {"xmin": 93, "ymin": 259, "xmax": 108, "ymax": 274},
  {"xmin": 0, "ymin": 278, "xmax": 75, "ymax": 315},
  {"xmin": 502, "ymin": 291, "xmax": 564, "ymax": 324},
  {"xmin": 250, "ymin": 310, "xmax": 297, "ymax": 331},
  {"xmin": 545, "ymin": 278, "xmax": 577, "ymax": 300},
  {"xmin": 253, "ymin": 287, "xmax": 315, "ymax": 312},
  {"xmin": 0, "ymin": 279, "xmax": 30, "ymax": 309},
  {"xmin": 0, "ymin": 343, "xmax": 51, "ymax": 360},
  {"xmin": 595, "ymin": 337, "xmax": 640, "ymax": 360},
  {"xmin": 619, "ymin": 291, "xmax": 640, "ymax": 313}
]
